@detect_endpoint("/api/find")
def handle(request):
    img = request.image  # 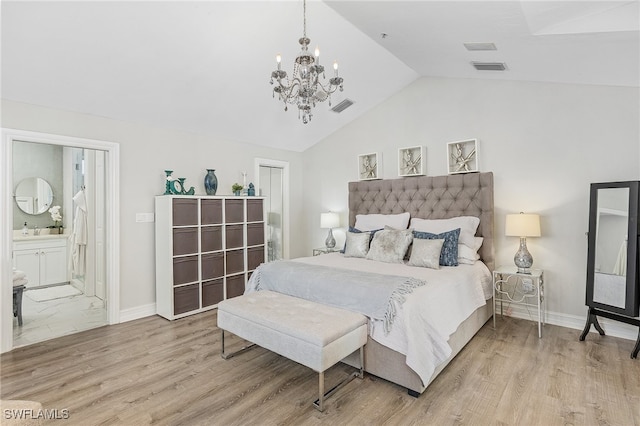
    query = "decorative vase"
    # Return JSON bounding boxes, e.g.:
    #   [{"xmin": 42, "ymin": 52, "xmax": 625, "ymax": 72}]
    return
[{"xmin": 204, "ymin": 169, "xmax": 218, "ymax": 195}]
